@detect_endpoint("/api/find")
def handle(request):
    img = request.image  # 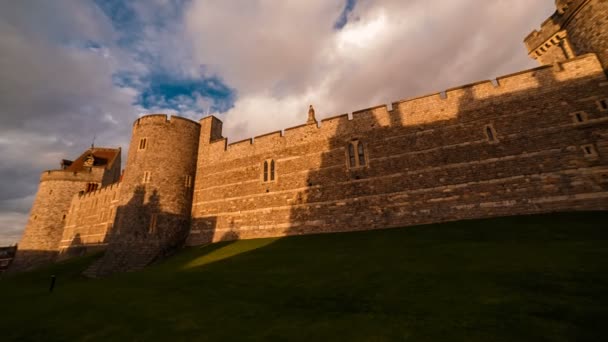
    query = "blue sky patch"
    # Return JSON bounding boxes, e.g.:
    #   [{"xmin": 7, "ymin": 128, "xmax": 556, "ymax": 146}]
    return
[
  {"xmin": 96, "ymin": 0, "xmax": 234, "ymax": 115},
  {"xmin": 136, "ymin": 74, "xmax": 235, "ymax": 114},
  {"xmin": 334, "ymin": 0, "xmax": 357, "ymax": 30}
]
